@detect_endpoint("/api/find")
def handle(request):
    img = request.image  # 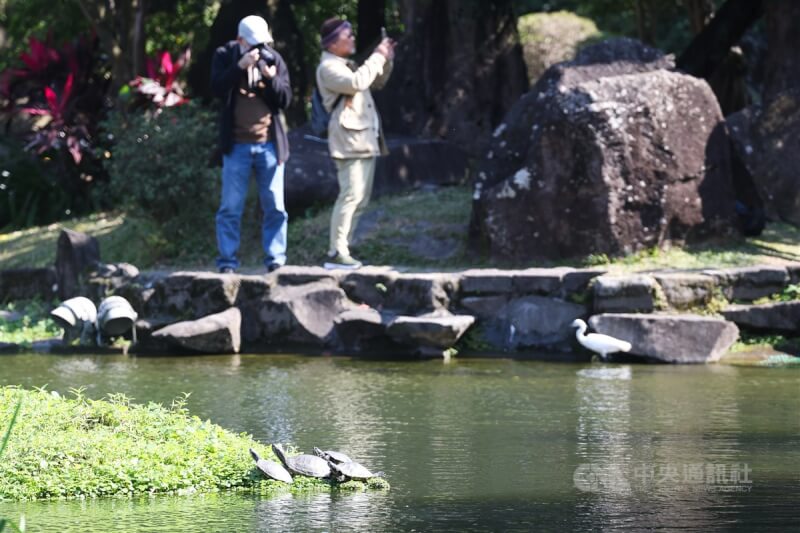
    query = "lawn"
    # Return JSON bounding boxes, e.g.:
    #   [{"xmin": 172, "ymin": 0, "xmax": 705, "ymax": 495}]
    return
[{"xmin": 2, "ymin": 185, "xmax": 800, "ymax": 273}]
